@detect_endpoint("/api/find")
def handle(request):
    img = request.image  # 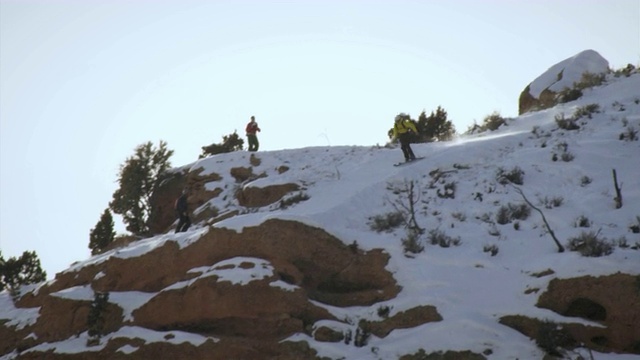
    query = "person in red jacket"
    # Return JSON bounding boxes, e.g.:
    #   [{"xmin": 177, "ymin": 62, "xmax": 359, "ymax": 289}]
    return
[{"xmin": 245, "ymin": 116, "xmax": 261, "ymax": 152}]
